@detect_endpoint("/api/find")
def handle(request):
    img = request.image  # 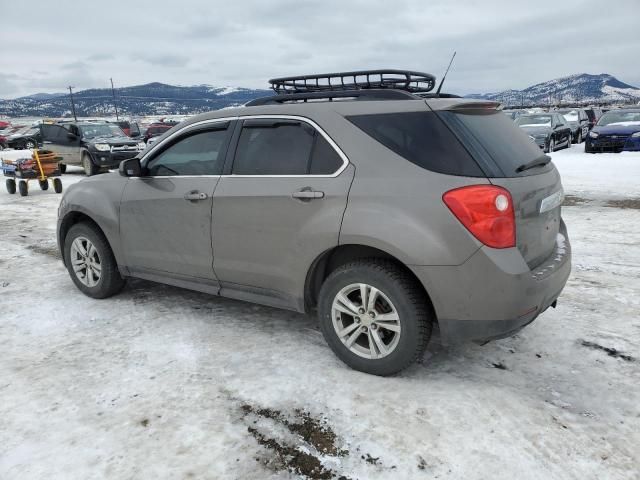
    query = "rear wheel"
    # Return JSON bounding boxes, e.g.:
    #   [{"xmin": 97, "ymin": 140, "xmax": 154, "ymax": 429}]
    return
[
  {"xmin": 53, "ymin": 178, "xmax": 63, "ymax": 193},
  {"xmin": 576, "ymin": 130, "xmax": 582, "ymax": 144},
  {"xmin": 82, "ymin": 153, "xmax": 98, "ymax": 176},
  {"xmin": 39, "ymin": 179, "xmax": 49, "ymax": 190},
  {"xmin": 318, "ymin": 259, "xmax": 432, "ymax": 376},
  {"xmin": 24, "ymin": 139, "xmax": 36, "ymax": 149},
  {"xmin": 64, "ymin": 222, "xmax": 125, "ymax": 298},
  {"xmin": 59, "ymin": 163, "xmax": 67, "ymax": 174},
  {"xmin": 6, "ymin": 178, "xmax": 16, "ymax": 194},
  {"xmin": 18, "ymin": 180, "xmax": 28, "ymax": 196}
]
